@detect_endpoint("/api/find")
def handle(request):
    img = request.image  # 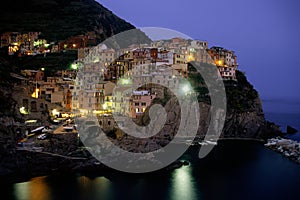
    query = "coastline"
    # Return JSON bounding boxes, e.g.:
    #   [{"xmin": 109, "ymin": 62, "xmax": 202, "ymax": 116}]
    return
[
  {"xmin": 0, "ymin": 138, "xmax": 271, "ymax": 184},
  {"xmin": 219, "ymin": 137, "xmax": 300, "ymax": 165},
  {"xmin": 218, "ymin": 137, "xmax": 265, "ymax": 143},
  {"xmin": 264, "ymin": 137, "xmax": 300, "ymax": 165}
]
